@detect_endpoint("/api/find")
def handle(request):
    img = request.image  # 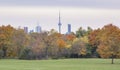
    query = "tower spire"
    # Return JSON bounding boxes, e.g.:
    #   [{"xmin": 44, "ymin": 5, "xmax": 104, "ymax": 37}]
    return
[{"xmin": 58, "ymin": 11, "xmax": 62, "ymax": 33}]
